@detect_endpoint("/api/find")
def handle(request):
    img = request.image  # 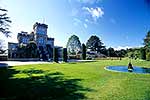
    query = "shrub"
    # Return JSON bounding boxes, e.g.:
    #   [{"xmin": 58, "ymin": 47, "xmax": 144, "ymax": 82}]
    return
[
  {"xmin": 63, "ymin": 48, "xmax": 68, "ymax": 62},
  {"xmin": 82, "ymin": 44, "xmax": 86, "ymax": 60},
  {"xmin": 146, "ymin": 52, "xmax": 150, "ymax": 61},
  {"xmin": 53, "ymin": 48, "xmax": 58, "ymax": 63},
  {"xmin": 140, "ymin": 48, "xmax": 146, "ymax": 60}
]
